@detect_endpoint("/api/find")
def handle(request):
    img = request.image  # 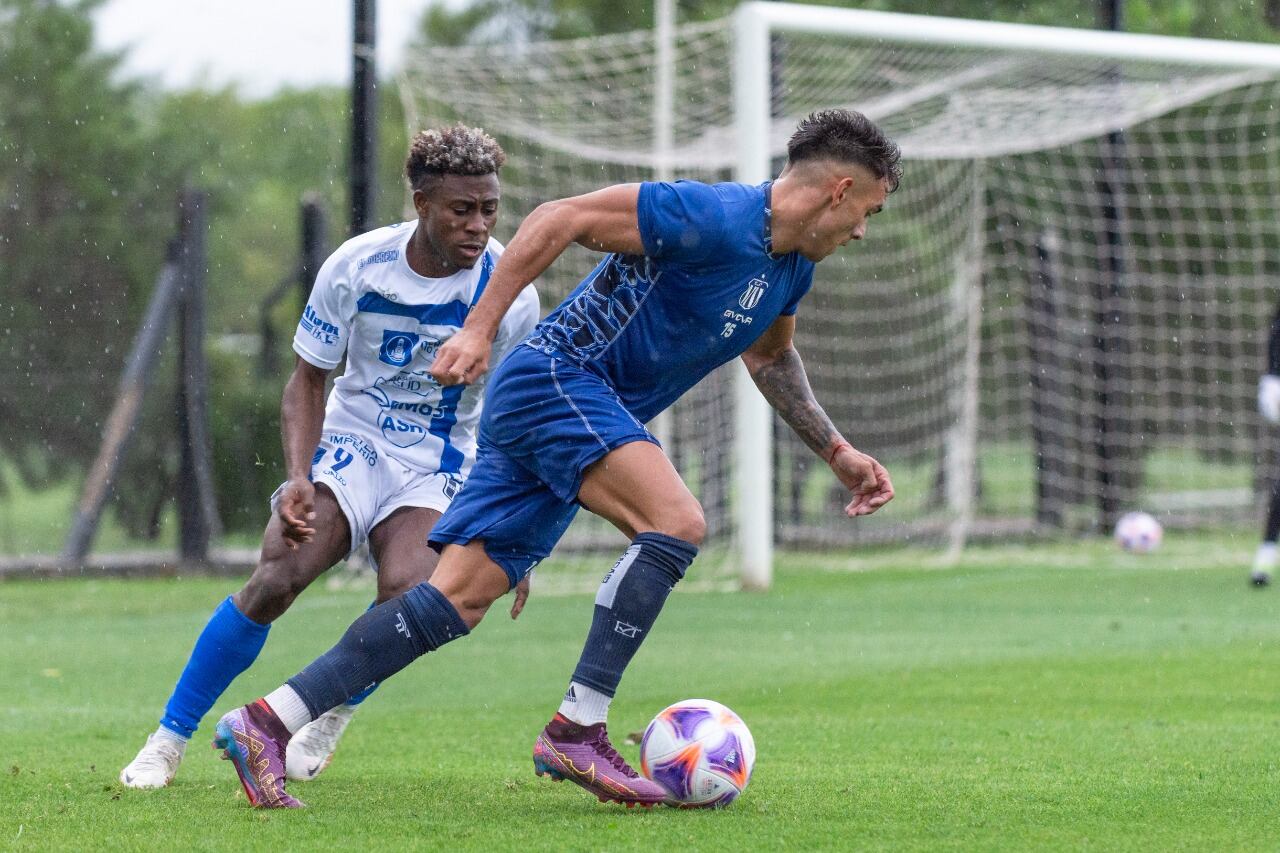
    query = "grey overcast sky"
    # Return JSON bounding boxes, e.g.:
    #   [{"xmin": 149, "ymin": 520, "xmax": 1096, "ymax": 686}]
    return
[{"xmin": 92, "ymin": 0, "xmax": 440, "ymax": 97}]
